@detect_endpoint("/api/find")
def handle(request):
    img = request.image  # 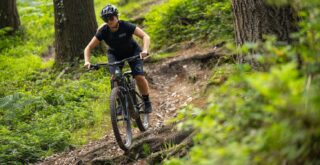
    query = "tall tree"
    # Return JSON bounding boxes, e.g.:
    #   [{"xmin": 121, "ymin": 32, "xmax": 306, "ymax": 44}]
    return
[
  {"xmin": 232, "ymin": 0, "xmax": 298, "ymax": 46},
  {"xmin": 53, "ymin": 0, "xmax": 98, "ymax": 66},
  {"xmin": 0, "ymin": 0, "xmax": 20, "ymax": 32}
]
